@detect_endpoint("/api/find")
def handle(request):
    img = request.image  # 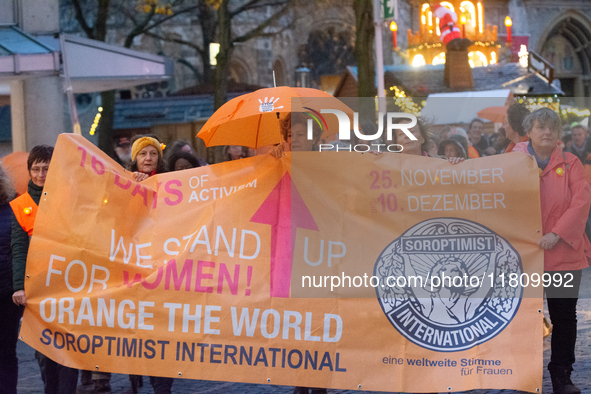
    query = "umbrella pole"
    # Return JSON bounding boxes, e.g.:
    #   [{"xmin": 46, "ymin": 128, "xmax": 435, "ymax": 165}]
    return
[{"xmin": 273, "ymin": 70, "xmax": 276, "ymax": 88}]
